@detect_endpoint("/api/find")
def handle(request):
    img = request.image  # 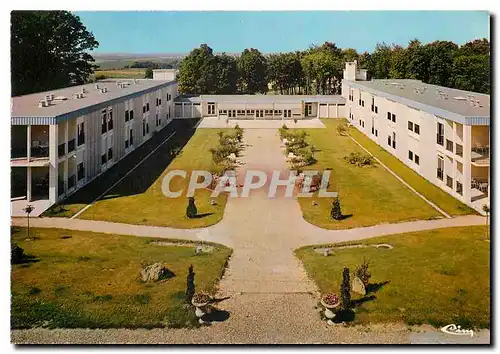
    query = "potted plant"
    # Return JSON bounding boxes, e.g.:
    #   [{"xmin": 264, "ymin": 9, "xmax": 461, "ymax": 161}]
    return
[
  {"xmin": 191, "ymin": 292, "xmax": 212, "ymax": 322},
  {"xmin": 320, "ymin": 293, "xmax": 340, "ymax": 320}
]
